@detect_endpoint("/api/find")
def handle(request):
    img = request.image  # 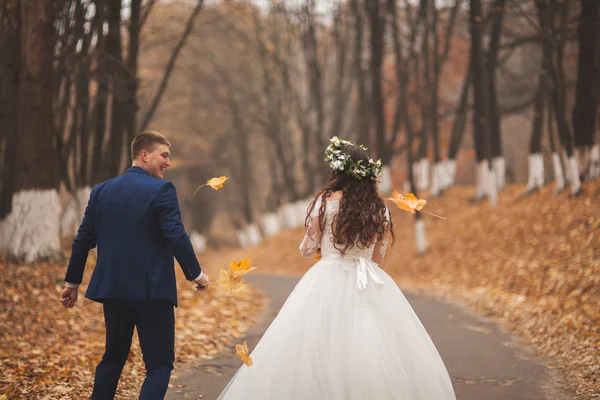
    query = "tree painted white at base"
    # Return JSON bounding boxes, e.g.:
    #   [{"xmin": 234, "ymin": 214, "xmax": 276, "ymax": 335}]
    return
[
  {"xmin": 567, "ymin": 155, "xmax": 582, "ymax": 195},
  {"xmin": 552, "ymin": 152, "xmax": 566, "ymax": 192},
  {"xmin": 260, "ymin": 213, "xmax": 281, "ymax": 237},
  {"xmin": 474, "ymin": 160, "xmax": 488, "ymax": 200},
  {"xmin": 473, "ymin": 160, "xmax": 497, "ymax": 206},
  {"xmin": 430, "ymin": 163, "xmax": 442, "ymax": 197},
  {"xmin": 5, "ymin": 189, "xmax": 61, "ymax": 263},
  {"xmin": 416, "ymin": 158, "xmax": 430, "ymax": 191},
  {"xmin": 0, "ymin": 218, "xmax": 9, "ymax": 251},
  {"xmin": 445, "ymin": 159, "xmax": 457, "ymax": 188},
  {"xmin": 236, "ymin": 229, "xmax": 250, "ymax": 248},
  {"xmin": 414, "ymin": 219, "xmax": 428, "ymax": 255},
  {"xmin": 190, "ymin": 231, "xmax": 207, "ymax": 254},
  {"xmin": 525, "ymin": 153, "xmax": 545, "ymax": 192},
  {"xmin": 378, "ymin": 165, "xmax": 392, "ymax": 195},
  {"xmin": 294, "ymin": 199, "xmax": 312, "ymax": 229},
  {"xmin": 60, "ymin": 186, "xmax": 91, "ymax": 238},
  {"xmin": 589, "ymin": 144, "xmax": 600, "ymax": 178},
  {"xmin": 278, "ymin": 203, "xmax": 298, "ymax": 229},
  {"xmin": 486, "ymin": 165, "xmax": 498, "ymax": 207},
  {"xmin": 492, "ymin": 157, "xmax": 505, "ymax": 191},
  {"xmin": 246, "ymin": 223, "xmax": 262, "ymax": 246}
]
